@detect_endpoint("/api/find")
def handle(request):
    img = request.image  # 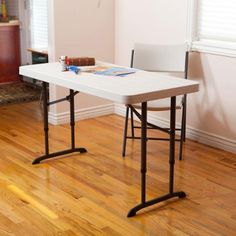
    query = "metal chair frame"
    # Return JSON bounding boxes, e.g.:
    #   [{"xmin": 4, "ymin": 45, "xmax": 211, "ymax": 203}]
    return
[{"xmin": 122, "ymin": 47, "xmax": 189, "ymax": 160}]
